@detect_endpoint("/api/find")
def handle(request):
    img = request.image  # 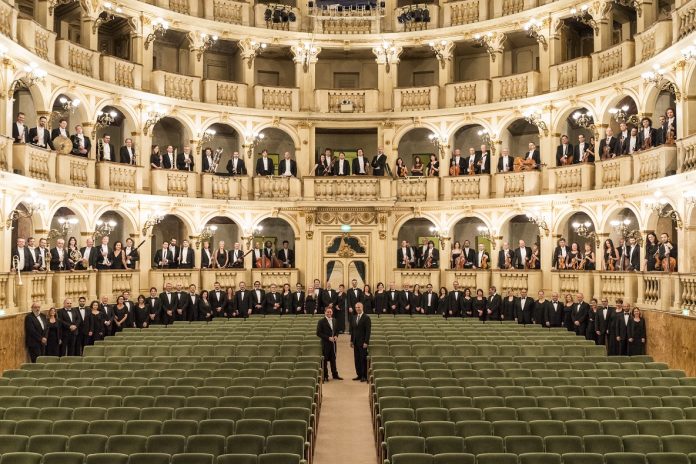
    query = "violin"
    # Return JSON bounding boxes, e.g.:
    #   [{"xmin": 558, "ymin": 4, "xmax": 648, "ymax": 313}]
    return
[
  {"xmin": 558, "ymin": 254, "xmax": 566, "ymax": 270},
  {"xmin": 528, "ymin": 252, "xmax": 539, "ymax": 269},
  {"xmin": 454, "ymin": 253, "xmax": 466, "ymax": 270},
  {"xmin": 607, "ymin": 254, "xmax": 615, "ymax": 271},
  {"xmin": 449, "ymin": 161, "xmax": 460, "ymax": 176},
  {"xmin": 480, "ymin": 254, "xmax": 489, "ymax": 270},
  {"xmin": 503, "ymin": 253, "xmax": 512, "ymax": 270},
  {"xmin": 468, "ymin": 161, "xmax": 475, "ymax": 176}
]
